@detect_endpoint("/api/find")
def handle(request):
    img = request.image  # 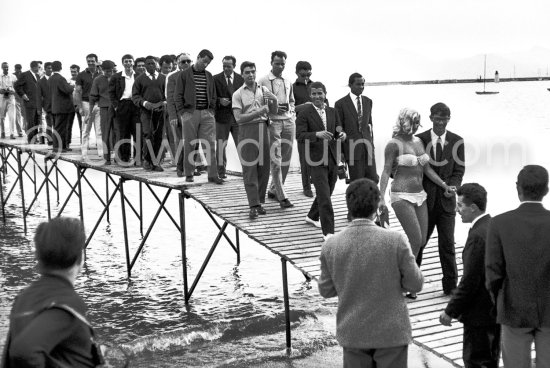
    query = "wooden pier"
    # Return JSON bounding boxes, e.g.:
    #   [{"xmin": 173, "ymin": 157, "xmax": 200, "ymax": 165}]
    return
[{"xmin": 0, "ymin": 137, "xmax": 496, "ymax": 367}]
